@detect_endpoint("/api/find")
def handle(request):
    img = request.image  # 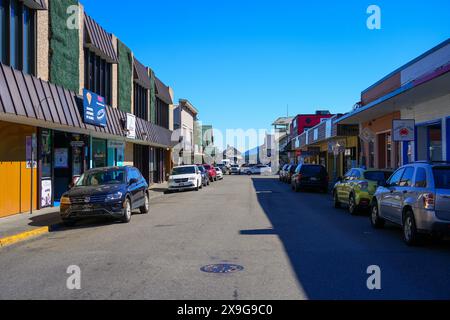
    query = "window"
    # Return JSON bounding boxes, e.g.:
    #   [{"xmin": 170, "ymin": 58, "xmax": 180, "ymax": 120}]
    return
[
  {"xmin": 399, "ymin": 167, "xmax": 414, "ymax": 187},
  {"xmin": 388, "ymin": 169, "xmax": 405, "ymax": 187},
  {"xmin": 134, "ymin": 82, "xmax": 148, "ymax": 120},
  {"xmin": 84, "ymin": 48, "xmax": 112, "ymax": 105},
  {"xmin": 0, "ymin": 0, "xmax": 35, "ymax": 73},
  {"xmin": 433, "ymin": 167, "xmax": 450, "ymax": 190},
  {"xmin": 415, "ymin": 168, "xmax": 427, "ymax": 188}
]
